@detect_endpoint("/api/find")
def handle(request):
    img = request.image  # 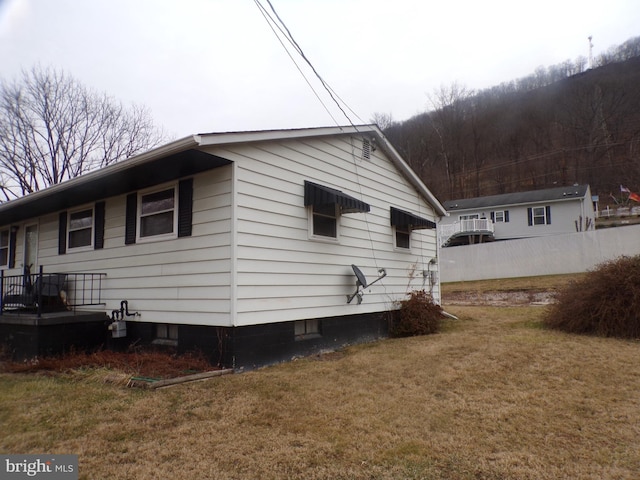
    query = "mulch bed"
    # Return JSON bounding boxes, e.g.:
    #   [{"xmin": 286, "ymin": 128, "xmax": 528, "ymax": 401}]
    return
[{"xmin": 0, "ymin": 349, "xmax": 216, "ymax": 379}]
